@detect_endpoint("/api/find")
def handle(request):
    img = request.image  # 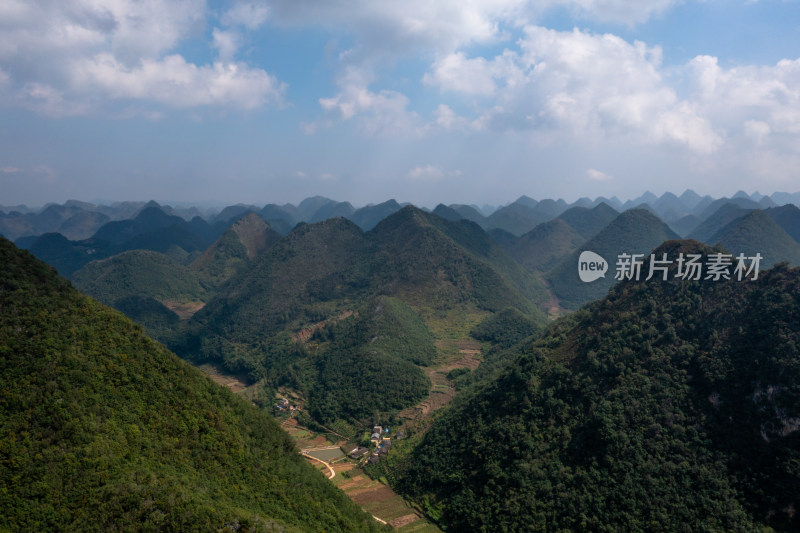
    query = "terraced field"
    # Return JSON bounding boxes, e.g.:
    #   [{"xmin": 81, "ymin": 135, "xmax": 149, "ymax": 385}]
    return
[
  {"xmin": 334, "ymin": 471, "xmax": 440, "ymax": 532},
  {"xmin": 398, "ymin": 338, "xmax": 482, "ymax": 422}
]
